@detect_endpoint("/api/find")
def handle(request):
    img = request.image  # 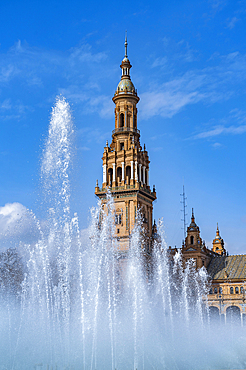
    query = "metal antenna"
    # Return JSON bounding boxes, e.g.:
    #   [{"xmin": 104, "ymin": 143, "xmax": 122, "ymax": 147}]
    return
[{"xmin": 180, "ymin": 185, "xmax": 187, "ymax": 240}]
